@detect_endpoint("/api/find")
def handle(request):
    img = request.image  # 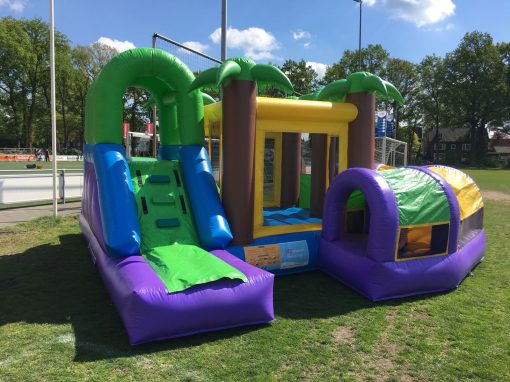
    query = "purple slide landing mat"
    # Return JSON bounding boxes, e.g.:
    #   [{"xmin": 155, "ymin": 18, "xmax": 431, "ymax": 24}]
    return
[{"xmin": 81, "ymin": 215, "xmax": 275, "ymax": 345}]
